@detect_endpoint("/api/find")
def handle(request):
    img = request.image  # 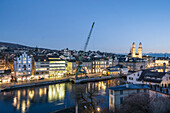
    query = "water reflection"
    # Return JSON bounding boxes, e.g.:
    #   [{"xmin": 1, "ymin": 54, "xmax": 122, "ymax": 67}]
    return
[
  {"xmin": 48, "ymin": 83, "xmax": 65, "ymax": 102},
  {"xmin": 10, "ymin": 83, "xmax": 67, "ymax": 113},
  {"xmin": 0, "ymin": 79, "xmax": 124, "ymax": 113}
]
